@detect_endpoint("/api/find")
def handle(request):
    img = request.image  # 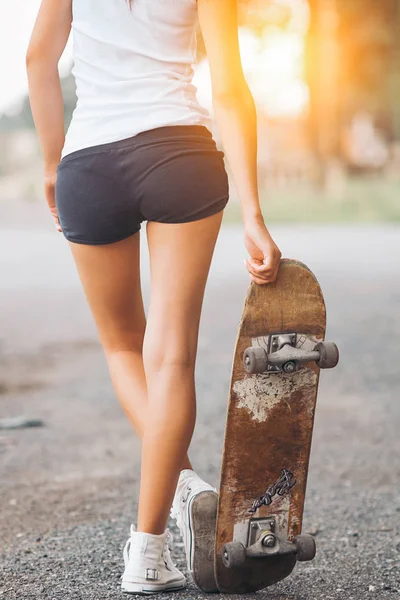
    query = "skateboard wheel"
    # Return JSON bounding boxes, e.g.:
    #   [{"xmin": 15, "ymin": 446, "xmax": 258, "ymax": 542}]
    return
[
  {"xmin": 294, "ymin": 534, "xmax": 316, "ymax": 561},
  {"xmin": 314, "ymin": 342, "xmax": 339, "ymax": 369},
  {"xmin": 243, "ymin": 347, "xmax": 268, "ymax": 374},
  {"xmin": 222, "ymin": 542, "xmax": 247, "ymax": 568}
]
